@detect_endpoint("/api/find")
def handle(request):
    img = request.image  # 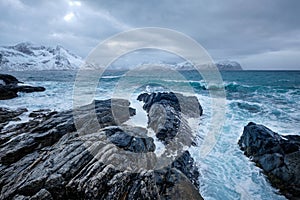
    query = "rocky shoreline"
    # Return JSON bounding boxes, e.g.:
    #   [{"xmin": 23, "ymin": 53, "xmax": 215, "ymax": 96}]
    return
[
  {"xmin": 1, "ymin": 73, "xmax": 299, "ymax": 199},
  {"xmin": 238, "ymin": 122, "xmax": 300, "ymax": 199},
  {"xmin": 0, "ymin": 91, "xmax": 203, "ymax": 199}
]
